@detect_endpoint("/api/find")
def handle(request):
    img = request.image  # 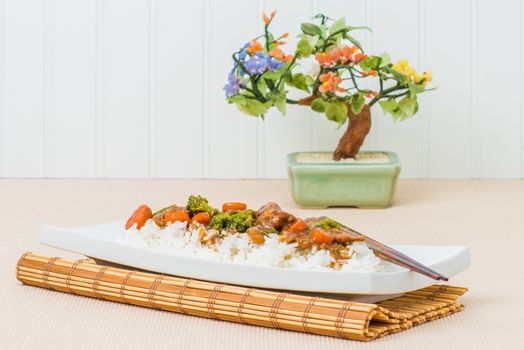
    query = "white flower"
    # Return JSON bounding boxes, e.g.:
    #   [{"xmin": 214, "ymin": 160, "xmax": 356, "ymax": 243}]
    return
[{"xmin": 308, "ymin": 61, "xmax": 320, "ymax": 77}]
